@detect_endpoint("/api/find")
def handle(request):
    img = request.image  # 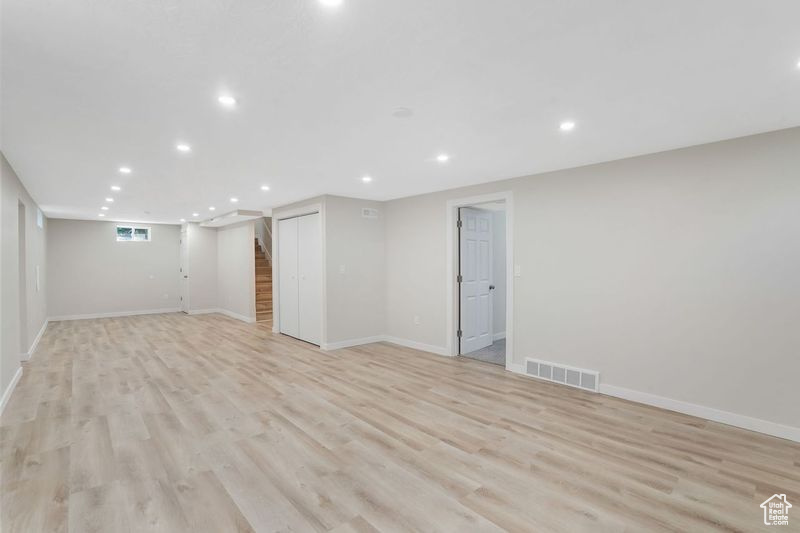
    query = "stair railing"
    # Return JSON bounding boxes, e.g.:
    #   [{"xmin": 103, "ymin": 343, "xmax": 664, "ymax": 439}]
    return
[{"xmin": 256, "ymin": 217, "xmax": 273, "ymax": 261}]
